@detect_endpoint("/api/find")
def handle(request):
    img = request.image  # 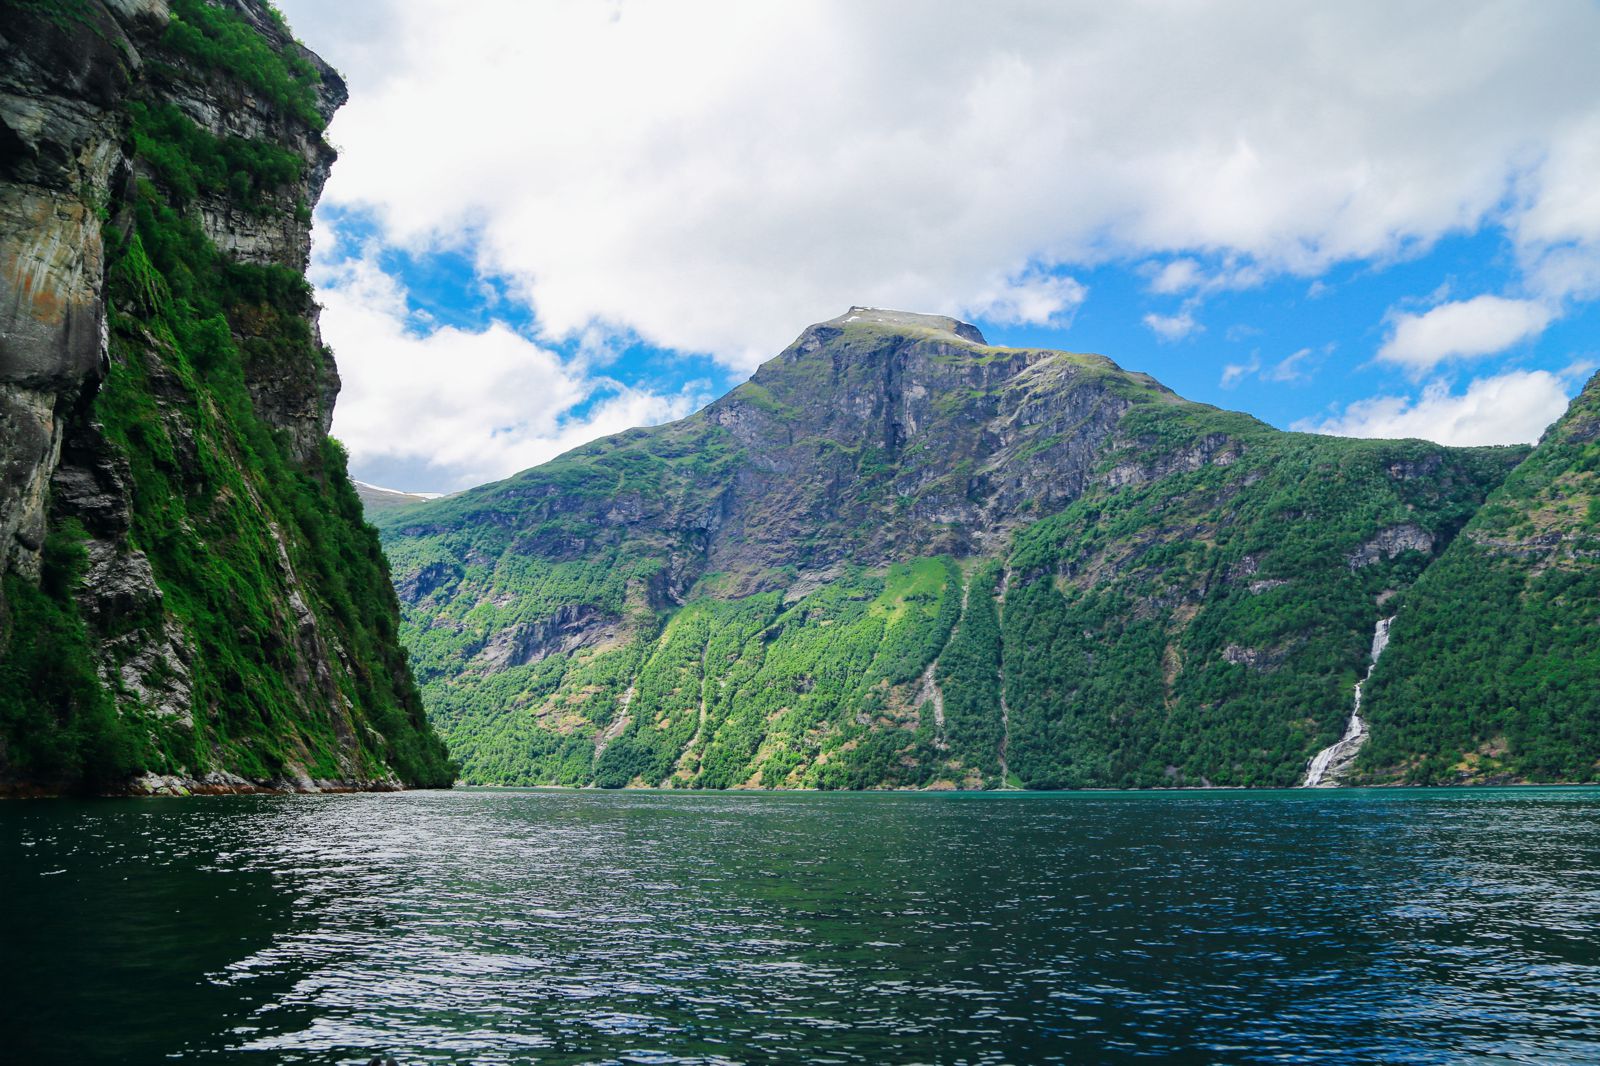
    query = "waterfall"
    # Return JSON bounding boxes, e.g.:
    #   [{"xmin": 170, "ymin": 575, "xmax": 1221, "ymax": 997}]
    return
[{"xmin": 1303, "ymin": 616, "xmax": 1394, "ymax": 788}]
